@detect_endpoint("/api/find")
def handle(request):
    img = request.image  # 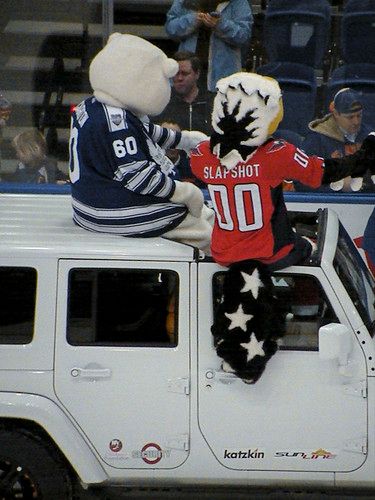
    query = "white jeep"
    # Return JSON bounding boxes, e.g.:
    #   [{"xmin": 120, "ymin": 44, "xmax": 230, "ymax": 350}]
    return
[{"xmin": 0, "ymin": 193, "xmax": 374, "ymax": 499}]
